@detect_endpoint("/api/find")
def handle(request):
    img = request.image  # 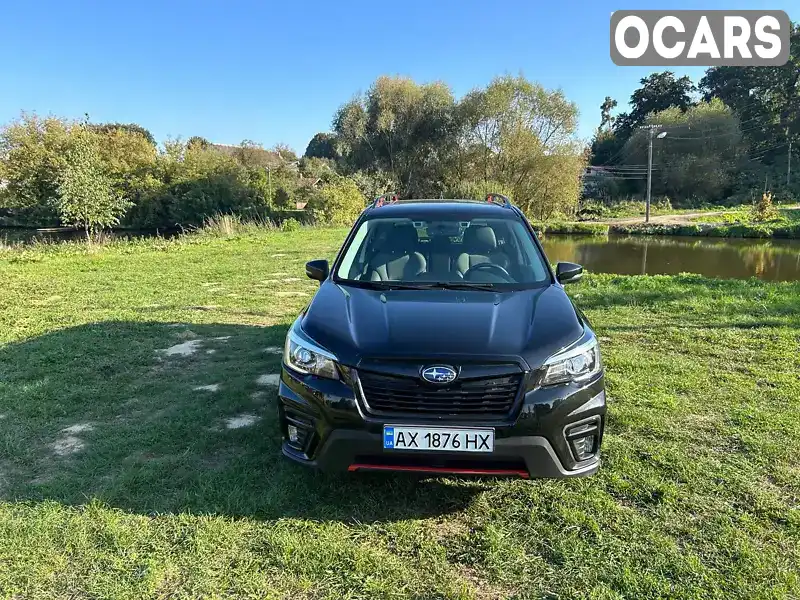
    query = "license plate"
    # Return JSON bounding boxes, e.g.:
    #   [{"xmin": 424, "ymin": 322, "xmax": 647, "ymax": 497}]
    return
[{"xmin": 383, "ymin": 426, "xmax": 494, "ymax": 452}]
